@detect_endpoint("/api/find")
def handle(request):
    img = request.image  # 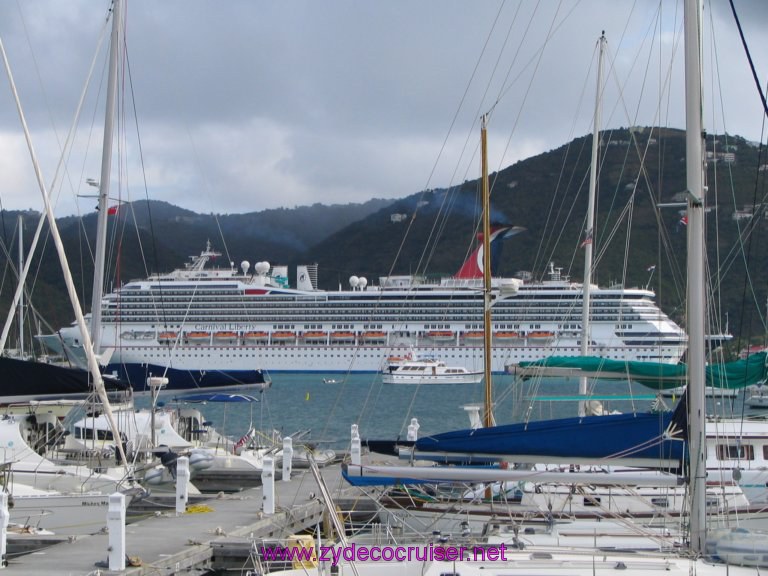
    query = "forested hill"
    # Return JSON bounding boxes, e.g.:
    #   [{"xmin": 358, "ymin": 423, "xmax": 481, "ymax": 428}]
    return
[{"xmin": 1, "ymin": 127, "xmax": 765, "ymax": 350}]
